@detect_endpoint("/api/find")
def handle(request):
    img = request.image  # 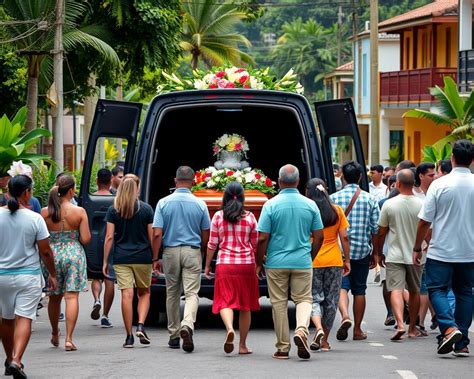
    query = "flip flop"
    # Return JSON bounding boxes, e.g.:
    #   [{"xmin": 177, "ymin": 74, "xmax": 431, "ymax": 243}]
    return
[
  {"xmin": 336, "ymin": 319, "xmax": 353, "ymax": 341},
  {"xmin": 391, "ymin": 330, "xmax": 406, "ymax": 341},
  {"xmin": 238, "ymin": 349, "xmax": 253, "ymax": 355},
  {"xmin": 65, "ymin": 341, "xmax": 78, "ymax": 351},
  {"xmin": 224, "ymin": 330, "xmax": 235, "ymax": 354},
  {"xmin": 353, "ymin": 332, "xmax": 368, "ymax": 341},
  {"xmin": 321, "ymin": 343, "xmax": 331, "ymax": 352}
]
